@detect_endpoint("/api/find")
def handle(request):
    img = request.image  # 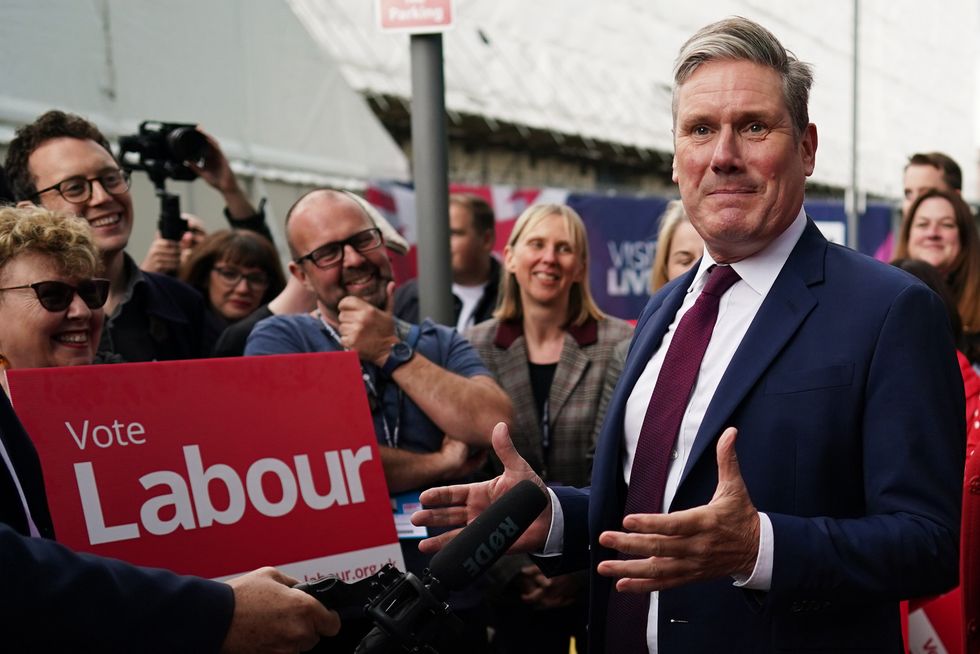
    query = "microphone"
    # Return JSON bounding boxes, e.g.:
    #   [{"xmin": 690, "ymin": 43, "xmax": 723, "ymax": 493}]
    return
[
  {"xmin": 428, "ymin": 479, "xmax": 549, "ymax": 591},
  {"xmin": 297, "ymin": 480, "xmax": 548, "ymax": 653}
]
